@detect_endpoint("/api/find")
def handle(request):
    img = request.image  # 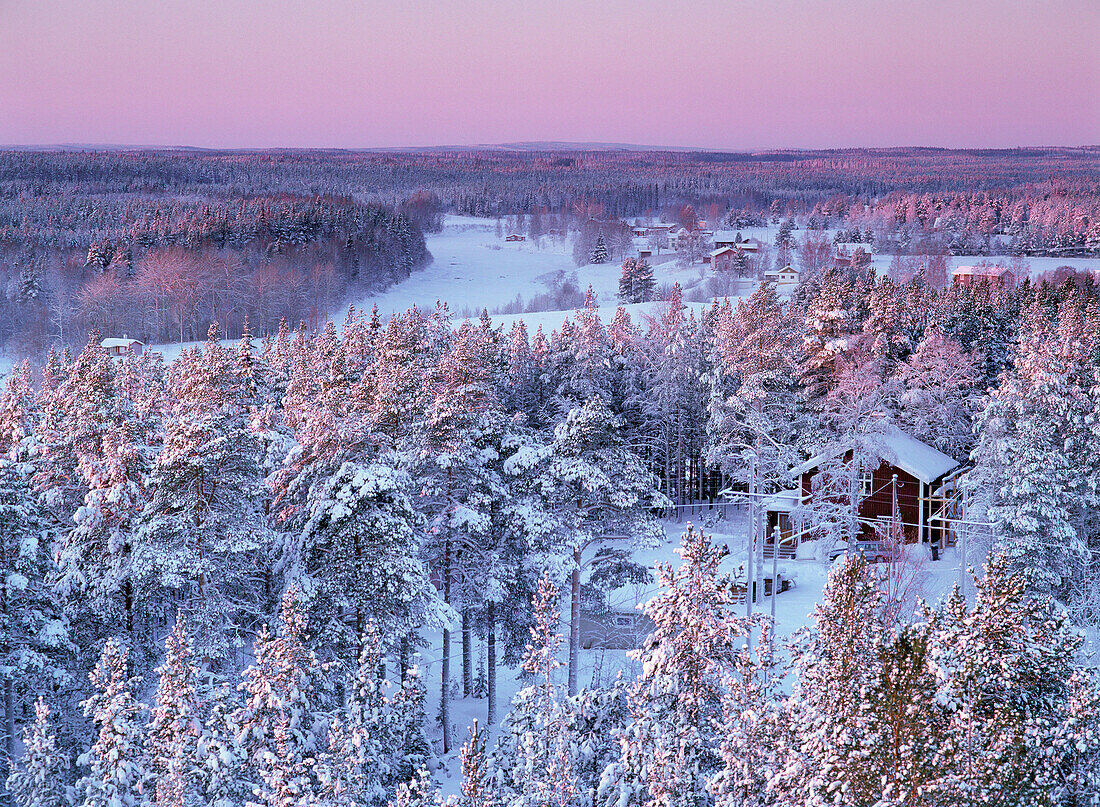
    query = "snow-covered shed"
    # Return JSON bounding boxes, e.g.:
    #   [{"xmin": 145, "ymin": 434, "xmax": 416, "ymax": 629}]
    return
[{"xmin": 100, "ymin": 335, "xmax": 145, "ymax": 357}]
